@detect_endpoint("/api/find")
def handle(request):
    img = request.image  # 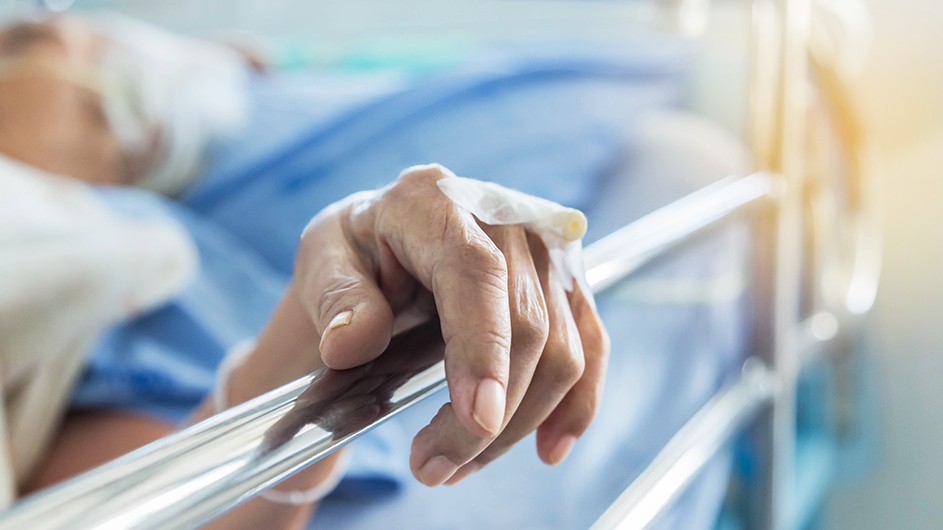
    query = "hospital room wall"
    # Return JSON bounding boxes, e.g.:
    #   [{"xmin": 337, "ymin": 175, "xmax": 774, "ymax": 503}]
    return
[{"xmin": 825, "ymin": 1, "xmax": 943, "ymax": 528}]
